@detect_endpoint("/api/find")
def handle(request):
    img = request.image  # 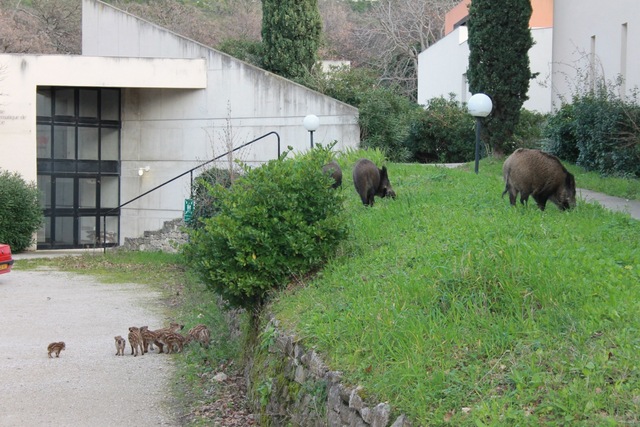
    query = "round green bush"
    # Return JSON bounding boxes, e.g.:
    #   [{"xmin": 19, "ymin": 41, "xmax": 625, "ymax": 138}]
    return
[
  {"xmin": 183, "ymin": 147, "xmax": 348, "ymax": 309},
  {"xmin": 0, "ymin": 170, "xmax": 43, "ymax": 252},
  {"xmin": 405, "ymin": 96, "xmax": 476, "ymax": 163}
]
